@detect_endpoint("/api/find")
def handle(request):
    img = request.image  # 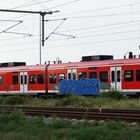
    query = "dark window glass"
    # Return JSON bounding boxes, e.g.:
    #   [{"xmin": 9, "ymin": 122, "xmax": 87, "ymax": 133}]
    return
[
  {"xmin": 89, "ymin": 72, "xmax": 97, "ymax": 79},
  {"xmin": 100, "ymin": 71, "xmax": 108, "ymax": 82},
  {"xmin": 29, "ymin": 75, "xmax": 36, "ymax": 84},
  {"xmin": 136, "ymin": 70, "xmax": 140, "ymax": 81},
  {"xmin": 111, "ymin": 71, "xmax": 115, "ymax": 82},
  {"xmin": 0, "ymin": 76, "xmax": 4, "ymax": 85},
  {"xmin": 25, "ymin": 75, "xmax": 27, "ymax": 85},
  {"xmin": 37, "ymin": 74, "xmax": 44, "ymax": 84},
  {"xmin": 12, "ymin": 75, "xmax": 18, "ymax": 85},
  {"xmin": 68, "ymin": 72, "xmax": 76, "ymax": 80},
  {"xmin": 21, "ymin": 75, "xmax": 23, "ymax": 85},
  {"xmin": 117, "ymin": 71, "xmax": 120, "ymax": 82},
  {"xmin": 124, "ymin": 70, "xmax": 133, "ymax": 82},
  {"xmin": 68, "ymin": 73, "xmax": 71, "ymax": 80},
  {"xmin": 49, "ymin": 74, "xmax": 56, "ymax": 84},
  {"xmin": 58, "ymin": 74, "xmax": 65, "ymax": 81},
  {"xmin": 79, "ymin": 72, "xmax": 87, "ymax": 80},
  {"xmin": 73, "ymin": 72, "xmax": 76, "ymax": 80}
]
